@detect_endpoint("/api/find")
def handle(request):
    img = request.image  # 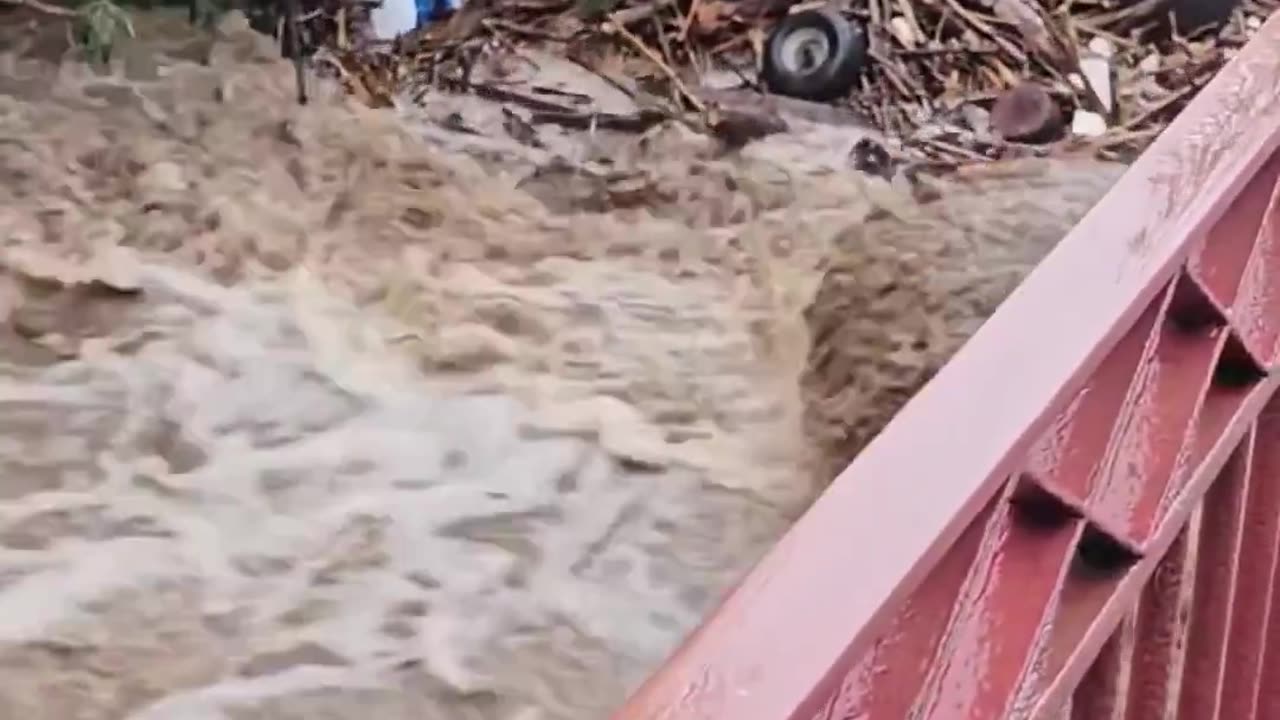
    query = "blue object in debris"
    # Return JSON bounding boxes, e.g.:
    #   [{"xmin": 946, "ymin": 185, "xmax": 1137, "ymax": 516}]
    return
[
  {"xmin": 370, "ymin": 0, "xmax": 461, "ymax": 39},
  {"xmin": 416, "ymin": 0, "xmax": 460, "ymax": 25}
]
